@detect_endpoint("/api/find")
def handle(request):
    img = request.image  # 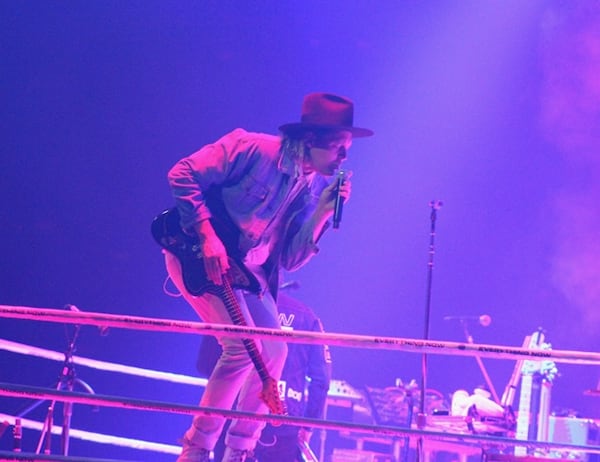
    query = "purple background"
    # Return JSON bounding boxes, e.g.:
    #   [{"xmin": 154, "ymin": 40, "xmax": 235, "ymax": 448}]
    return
[{"xmin": 1, "ymin": 1, "xmax": 599, "ymax": 459}]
